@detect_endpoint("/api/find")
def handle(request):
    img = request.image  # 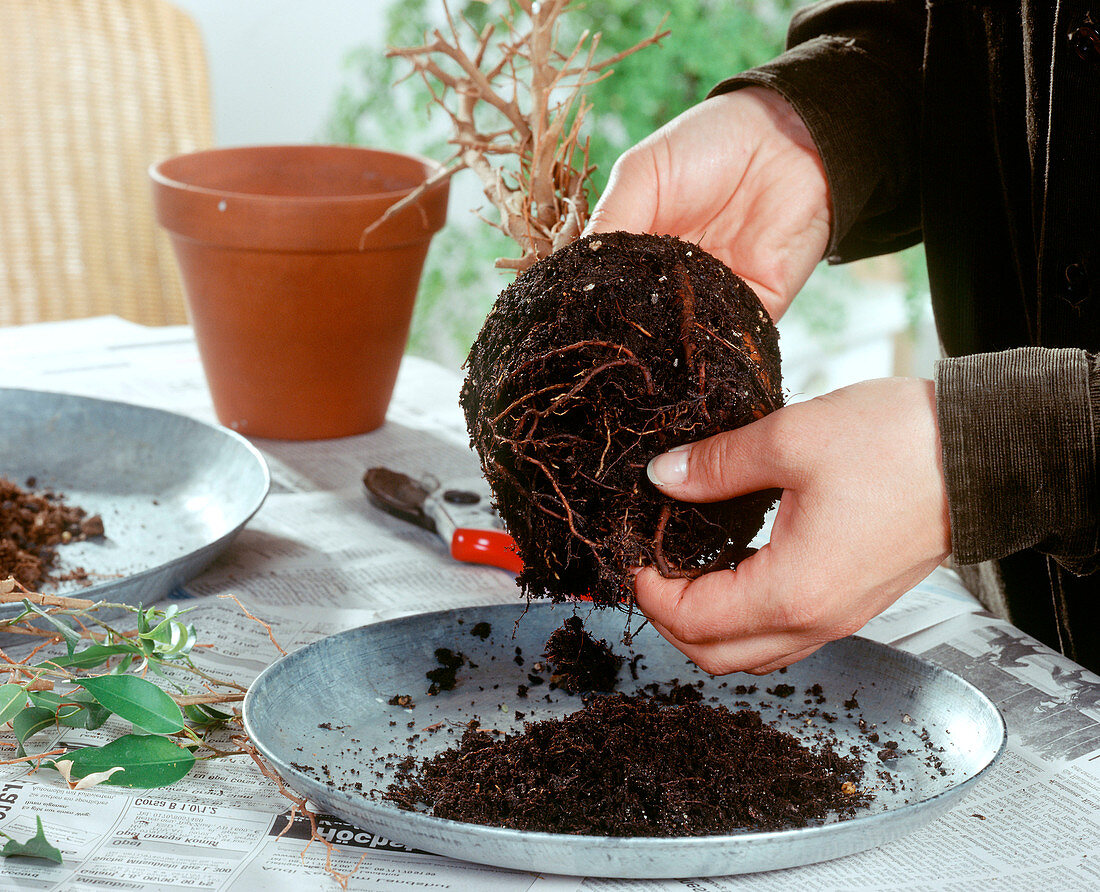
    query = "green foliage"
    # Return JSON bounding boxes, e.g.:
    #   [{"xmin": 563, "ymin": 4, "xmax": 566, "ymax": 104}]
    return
[
  {"xmin": 0, "ymin": 595, "xmax": 258, "ymax": 867},
  {"xmin": 183, "ymin": 703, "xmax": 233, "ymax": 728},
  {"xmin": 53, "ymin": 735, "xmax": 196, "ymax": 789},
  {"xmin": 20, "ymin": 603, "xmax": 81, "ymax": 656},
  {"xmin": 0, "ymin": 683, "xmax": 26, "ymax": 726},
  {"xmin": 1, "ymin": 599, "xmax": 233, "ymax": 797},
  {"xmin": 406, "ymin": 226, "xmax": 514, "ymax": 366},
  {"xmin": 896, "ymin": 241, "xmax": 932, "ymax": 328},
  {"xmin": 12, "ymin": 707, "xmax": 54, "ymax": 756},
  {"xmin": 54, "ymin": 689, "xmax": 111, "ymax": 731},
  {"xmin": 44, "ymin": 643, "xmax": 136, "ymax": 671},
  {"xmin": 570, "ymin": 0, "xmax": 796, "ymax": 193},
  {"xmin": 327, "ymin": 0, "xmax": 451, "ymax": 156},
  {"xmin": 76, "ymin": 676, "xmax": 185, "ymax": 735},
  {"xmin": 0, "ymin": 816, "xmax": 63, "ymax": 864}
]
